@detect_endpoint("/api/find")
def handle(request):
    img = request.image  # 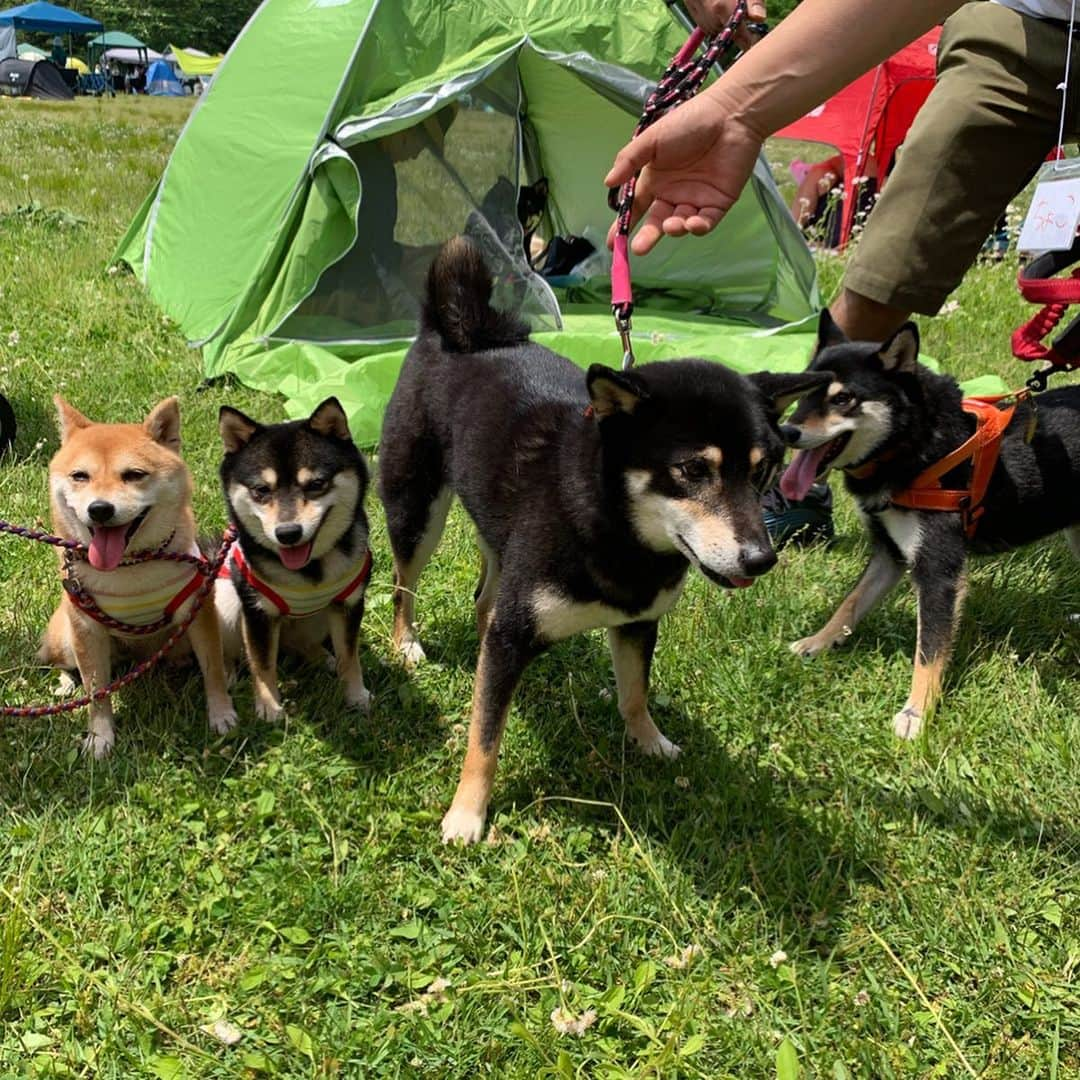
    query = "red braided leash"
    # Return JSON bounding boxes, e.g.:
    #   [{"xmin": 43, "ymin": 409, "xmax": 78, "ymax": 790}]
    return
[
  {"xmin": 608, "ymin": 1, "xmax": 747, "ymax": 368},
  {"xmin": 0, "ymin": 524, "xmax": 237, "ymax": 718}
]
